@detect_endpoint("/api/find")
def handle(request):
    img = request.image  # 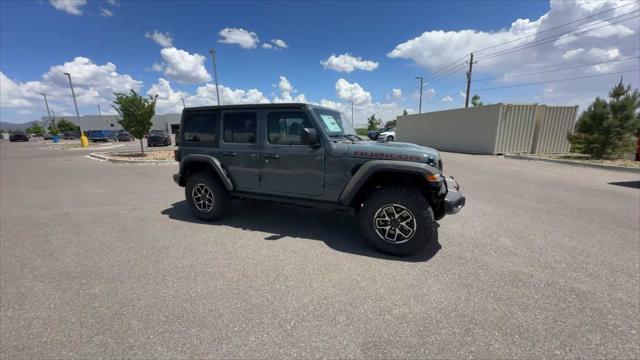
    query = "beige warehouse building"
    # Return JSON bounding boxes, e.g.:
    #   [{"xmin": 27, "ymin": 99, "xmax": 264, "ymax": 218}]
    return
[
  {"xmin": 41, "ymin": 114, "xmax": 182, "ymax": 134},
  {"xmin": 397, "ymin": 104, "xmax": 578, "ymax": 155}
]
